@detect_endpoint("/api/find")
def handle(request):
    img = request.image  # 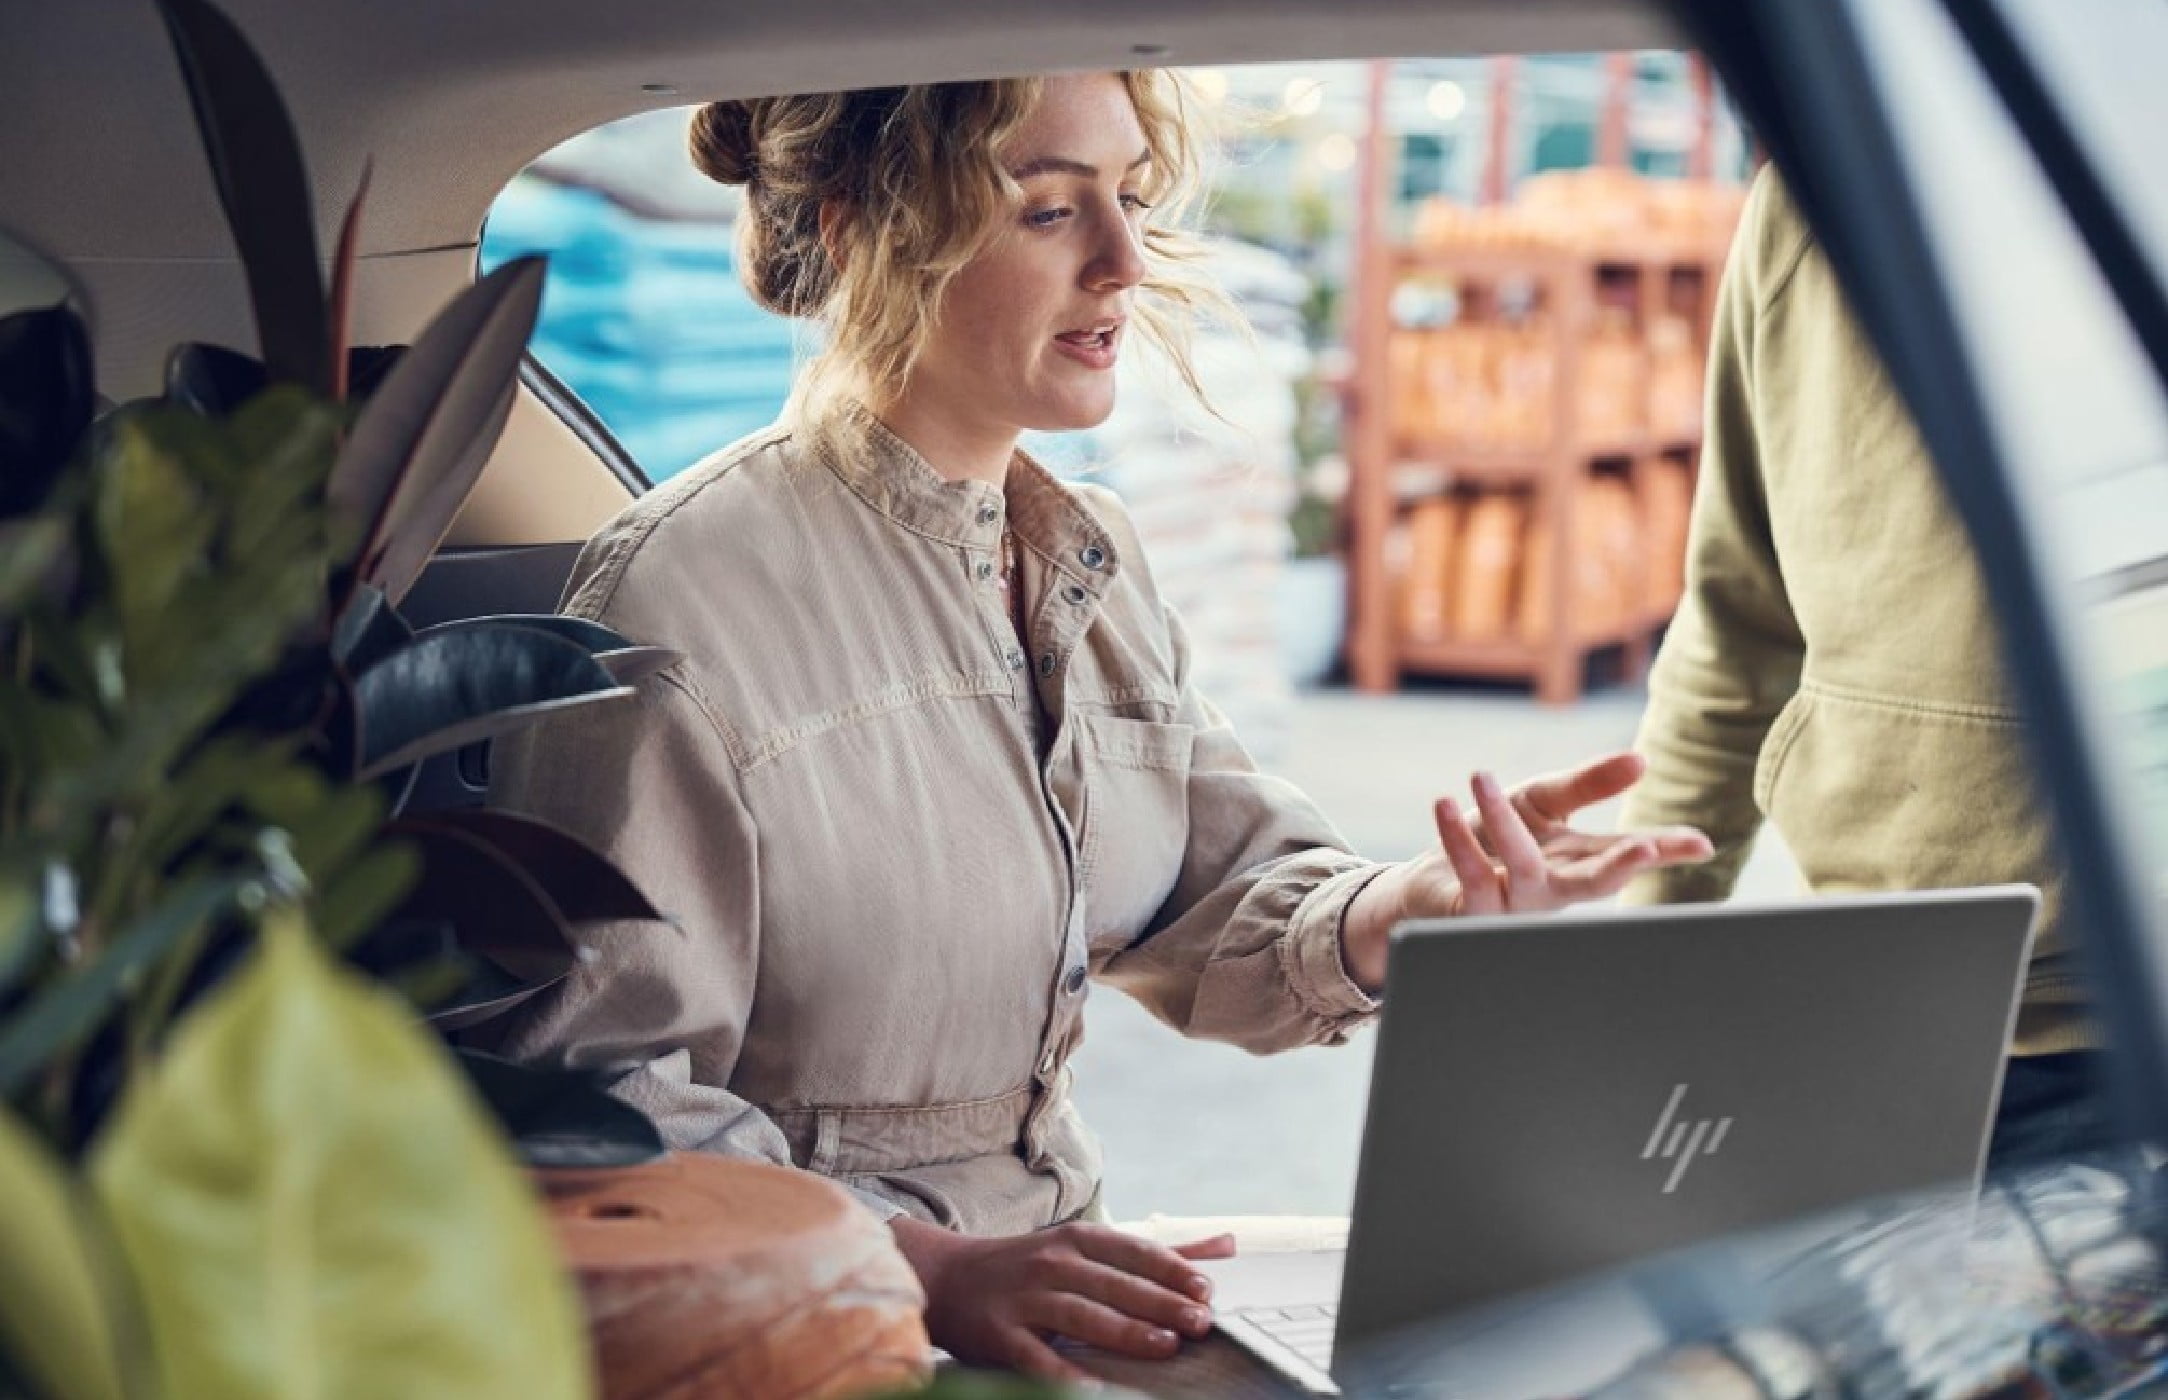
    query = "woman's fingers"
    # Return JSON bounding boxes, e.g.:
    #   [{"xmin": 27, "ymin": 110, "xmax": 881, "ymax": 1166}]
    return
[
  {"xmin": 1514, "ymin": 751, "xmax": 1646, "ymax": 825},
  {"xmin": 1548, "ymin": 837, "xmax": 1662, "ymax": 903},
  {"xmin": 1433, "ymin": 797, "xmax": 1502, "ymax": 914},
  {"xmin": 1172, "ymin": 1232, "xmax": 1237, "ymax": 1262},
  {"xmin": 1645, "ymin": 827, "xmax": 1716, "ymax": 863},
  {"xmin": 1049, "ymin": 1256, "xmax": 1215, "ymax": 1338},
  {"xmin": 1071, "ymin": 1225, "xmax": 1216, "ymax": 1303},
  {"xmin": 1471, "ymin": 771, "xmax": 1547, "ymax": 901},
  {"xmin": 1025, "ymin": 1290, "xmax": 1185, "ymax": 1360}
]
